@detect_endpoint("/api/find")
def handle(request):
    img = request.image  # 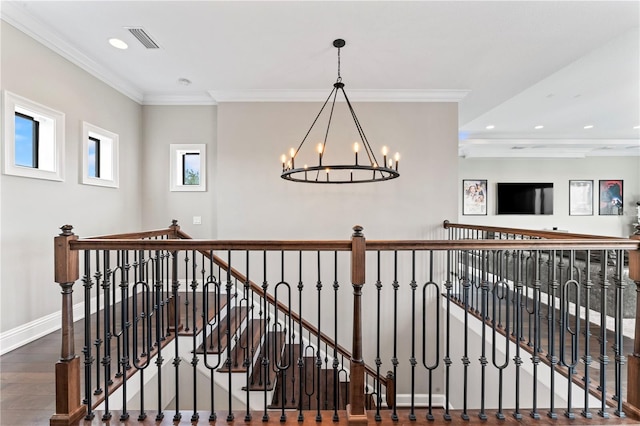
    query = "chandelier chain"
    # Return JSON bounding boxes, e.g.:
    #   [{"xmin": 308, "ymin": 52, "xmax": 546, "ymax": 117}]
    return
[{"xmin": 337, "ymin": 46, "xmax": 342, "ymax": 82}]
